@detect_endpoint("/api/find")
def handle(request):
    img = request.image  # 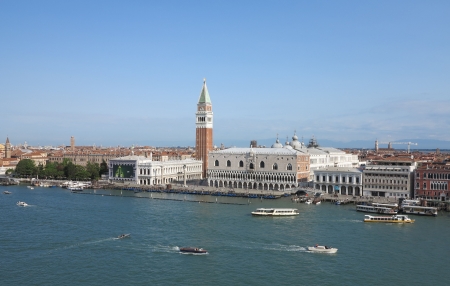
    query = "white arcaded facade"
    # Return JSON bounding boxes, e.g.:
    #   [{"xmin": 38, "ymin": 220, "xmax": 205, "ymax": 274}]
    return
[
  {"xmin": 207, "ymin": 137, "xmax": 310, "ymax": 191},
  {"xmin": 109, "ymin": 155, "xmax": 203, "ymax": 186},
  {"xmin": 313, "ymin": 167, "xmax": 363, "ymax": 196},
  {"xmin": 307, "ymin": 147, "xmax": 360, "ymax": 181}
]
